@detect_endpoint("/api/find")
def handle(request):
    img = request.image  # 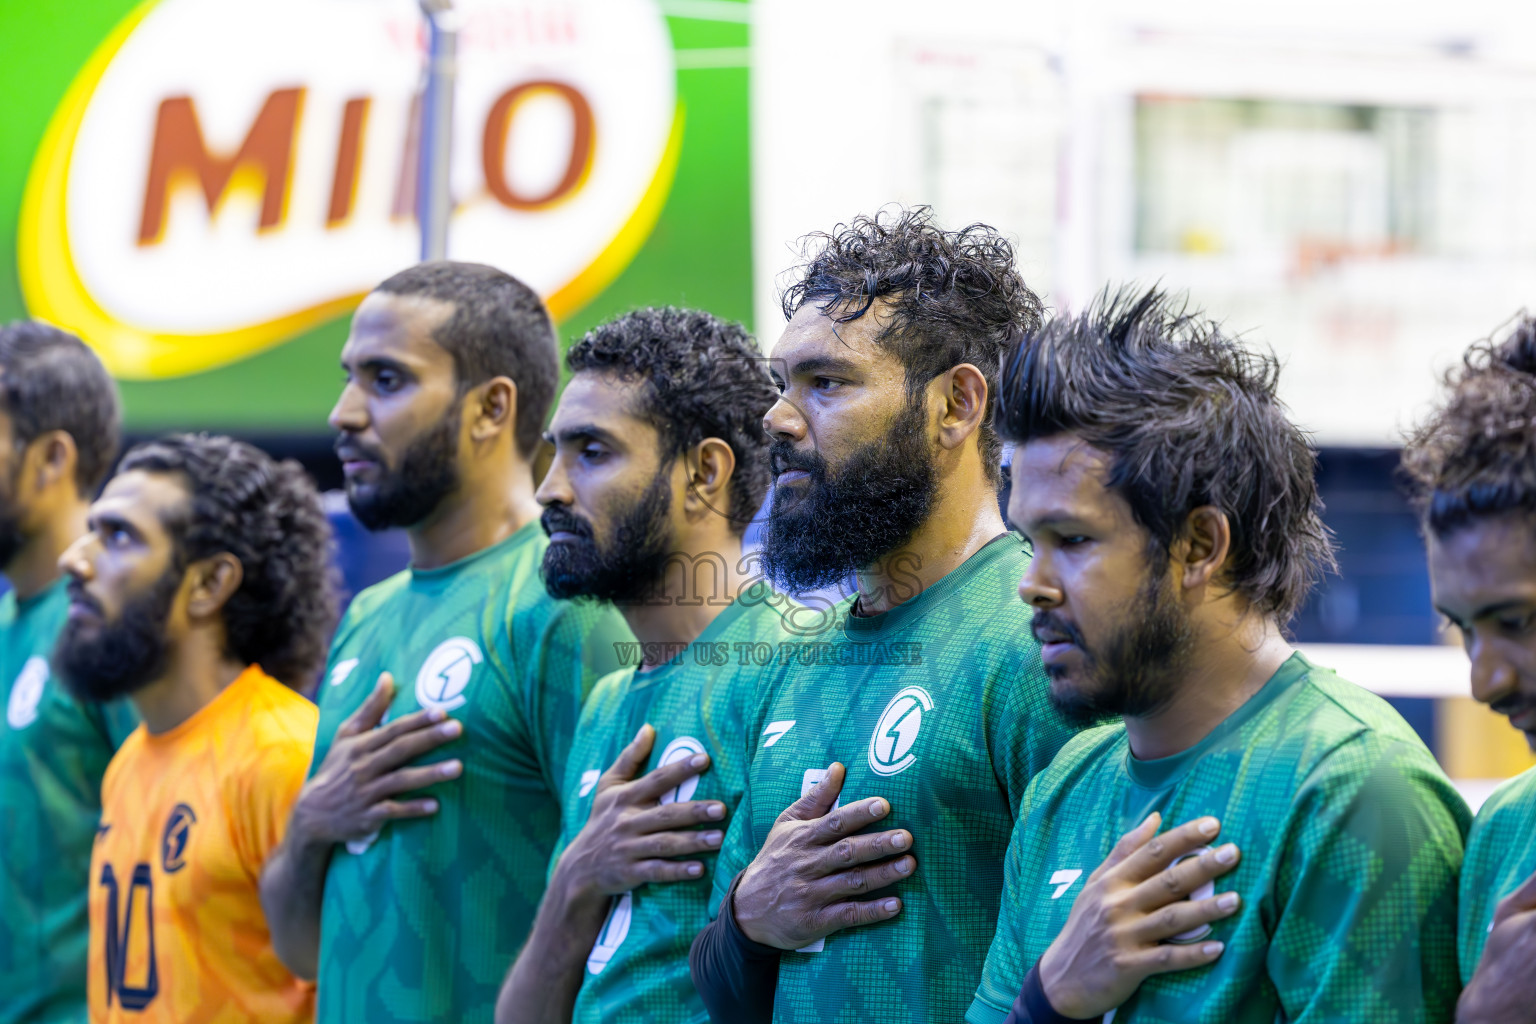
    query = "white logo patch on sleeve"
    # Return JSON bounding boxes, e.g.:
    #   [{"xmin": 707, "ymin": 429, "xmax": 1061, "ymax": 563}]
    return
[
  {"xmin": 587, "ymin": 892, "xmax": 633, "ymax": 974},
  {"xmin": 5, "ymin": 657, "xmax": 49, "ymax": 730},
  {"xmin": 761, "ymin": 720, "xmax": 796, "ymax": 747},
  {"xmin": 1048, "ymin": 868, "xmax": 1083, "ymax": 899},
  {"xmin": 327, "ymin": 658, "xmax": 360, "ymax": 687},
  {"xmin": 577, "ymin": 769, "xmax": 601, "ymax": 798},
  {"xmin": 867, "ymin": 686, "xmax": 933, "ymax": 777},
  {"xmin": 794, "ymin": 768, "xmax": 842, "ymax": 954},
  {"xmin": 415, "ymin": 637, "xmax": 483, "ymax": 713}
]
